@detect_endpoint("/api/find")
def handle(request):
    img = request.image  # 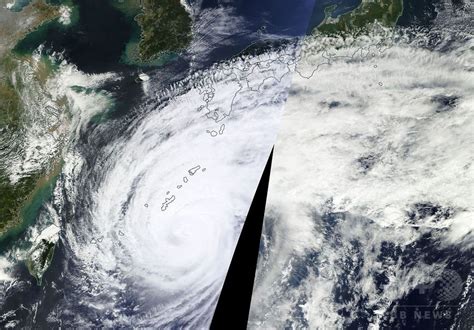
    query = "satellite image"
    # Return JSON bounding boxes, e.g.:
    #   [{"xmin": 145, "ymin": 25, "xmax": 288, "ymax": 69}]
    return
[{"xmin": 0, "ymin": 0, "xmax": 472, "ymax": 328}]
